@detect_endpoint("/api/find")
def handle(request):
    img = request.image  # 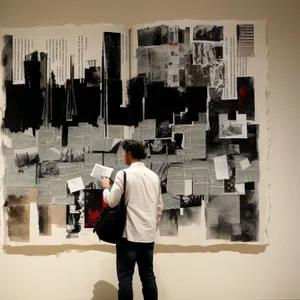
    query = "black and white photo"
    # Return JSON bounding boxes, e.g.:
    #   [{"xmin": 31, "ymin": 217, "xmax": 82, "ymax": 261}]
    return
[
  {"xmin": 219, "ymin": 113, "xmax": 247, "ymax": 139},
  {"xmin": 59, "ymin": 148, "xmax": 85, "ymax": 163},
  {"xmin": 37, "ymin": 161, "xmax": 60, "ymax": 178},
  {"xmin": 137, "ymin": 25, "xmax": 169, "ymax": 47},
  {"xmin": 192, "ymin": 42, "xmax": 225, "ymax": 87},
  {"xmin": 14, "ymin": 147, "xmax": 40, "ymax": 170},
  {"xmin": 66, "ymin": 191, "xmax": 85, "ymax": 238},
  {"xmin": 144, "ymin": 139, "xmax": 176, "ymax": 155},
  {"xmin": 193, "ymin": 25, "xmax": 224, "ymax": 41},
  {"xmin": 180, "ymin": 194, "xmax": 203, "ymax": 208}
]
